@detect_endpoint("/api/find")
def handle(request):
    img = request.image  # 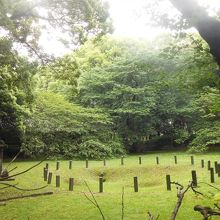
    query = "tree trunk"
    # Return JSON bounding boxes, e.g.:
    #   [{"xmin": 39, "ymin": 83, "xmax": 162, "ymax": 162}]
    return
[
  {"xmin": 0, "ymin": 148, "xmax": 3, "ymax": 174},
  {"xmin": 170, "ymin": 0, "xmax": 220, "ymax": 68}
]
